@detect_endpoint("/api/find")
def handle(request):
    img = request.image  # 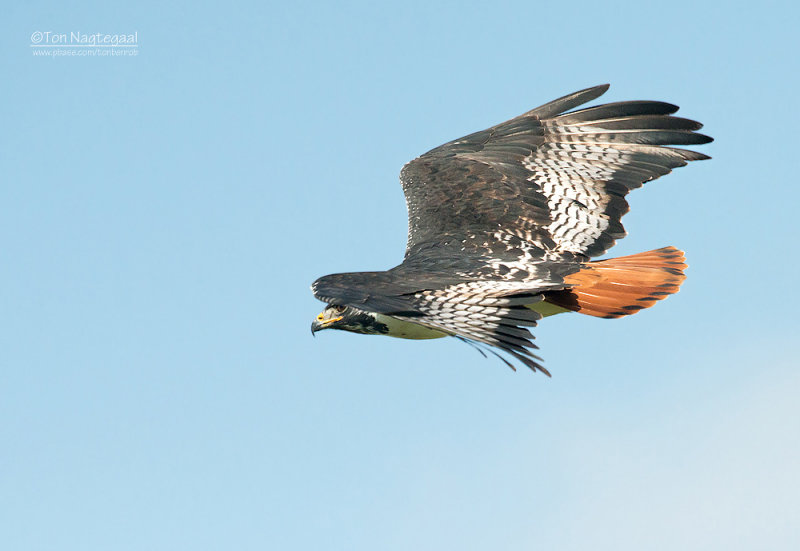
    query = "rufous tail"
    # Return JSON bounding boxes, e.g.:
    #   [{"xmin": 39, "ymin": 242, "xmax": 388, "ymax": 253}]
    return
[{"xmin": 545, "ymin": 247, "xmax": 687, "ymax": 319}]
